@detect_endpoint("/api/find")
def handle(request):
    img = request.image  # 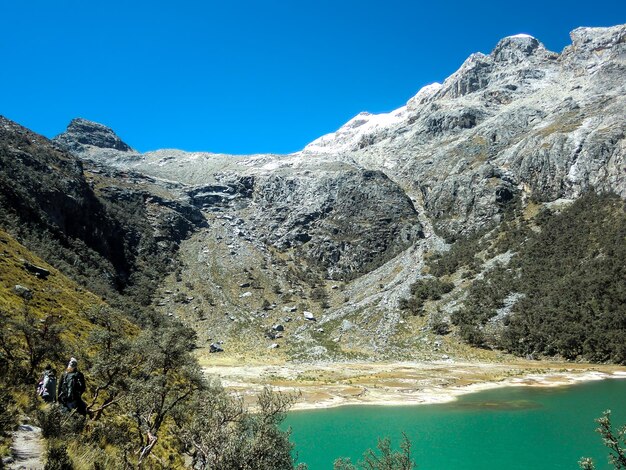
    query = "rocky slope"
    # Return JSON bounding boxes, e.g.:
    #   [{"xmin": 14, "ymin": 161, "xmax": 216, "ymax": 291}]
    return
[
  {"xmin": 0, "ymin": 116, "xmax": 205, "ymax": 315},
  {"xmin": 302, "ymin": 25, "xmax": 625, "ymax": 236},
  {"xmin": 9, "ymin": 24, "xmax": 626, "ymax": 361}
]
